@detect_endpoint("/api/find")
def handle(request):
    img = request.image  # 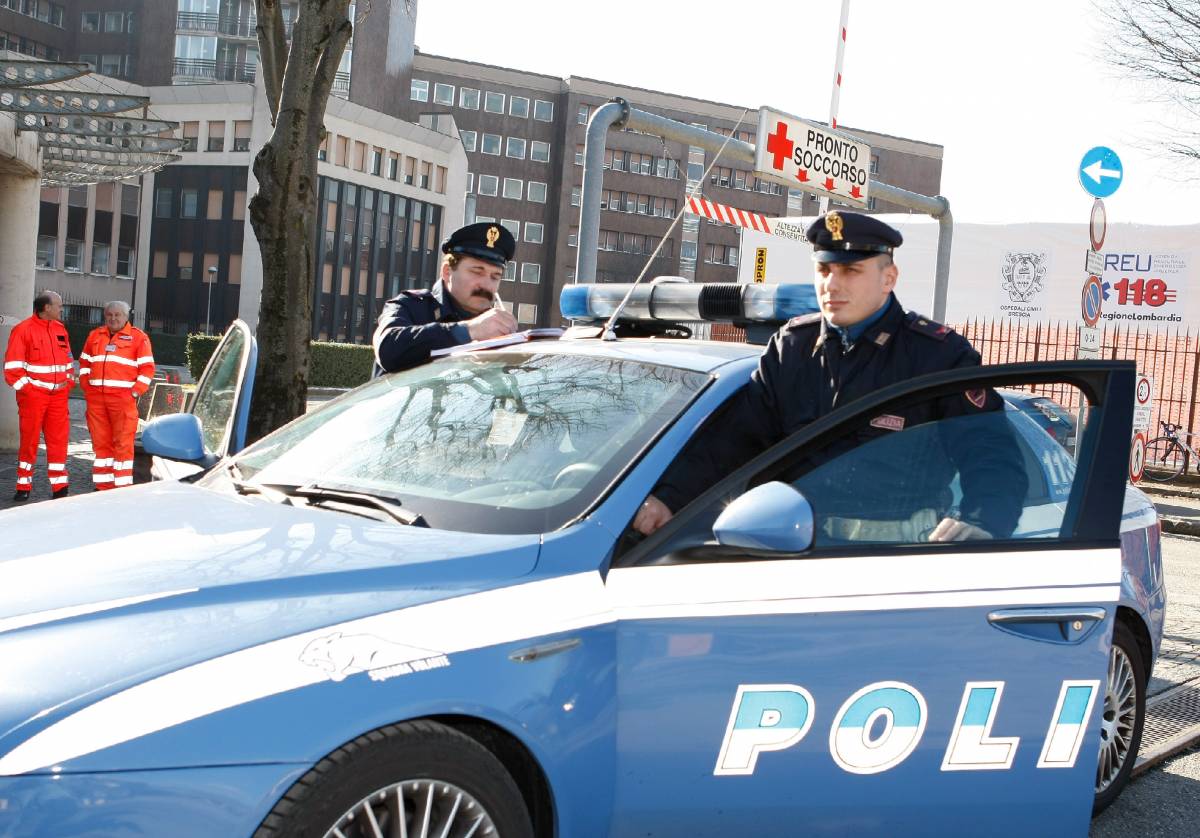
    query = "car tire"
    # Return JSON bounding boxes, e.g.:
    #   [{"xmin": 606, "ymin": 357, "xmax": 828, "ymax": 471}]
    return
[
  {"xmin": 1093, "ymin": 621, "xmax": 1146, "ymax": 815},
  {"xmin": 253, "ymin": 720, "xmax": 535, "ymax": 838}
]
